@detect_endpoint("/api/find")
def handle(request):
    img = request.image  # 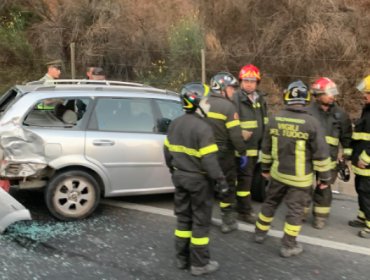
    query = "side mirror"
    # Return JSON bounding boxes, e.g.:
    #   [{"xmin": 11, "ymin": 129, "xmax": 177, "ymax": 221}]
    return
[{"xmin": 157, "ymin": 118, "xmax": 172, "ymax": 133}]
